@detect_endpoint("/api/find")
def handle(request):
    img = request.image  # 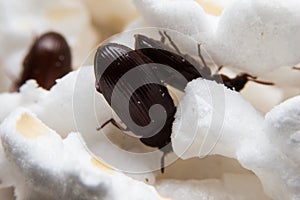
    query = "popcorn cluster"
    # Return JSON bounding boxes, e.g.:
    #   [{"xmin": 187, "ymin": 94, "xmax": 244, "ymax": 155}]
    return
[
  {"xmin": 172, "ymin": 79, "xmax": 300, "ymax": 199},
  {"xmin": 1, "ymin": 0, "xmax": 300, "ymax": 199}
]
